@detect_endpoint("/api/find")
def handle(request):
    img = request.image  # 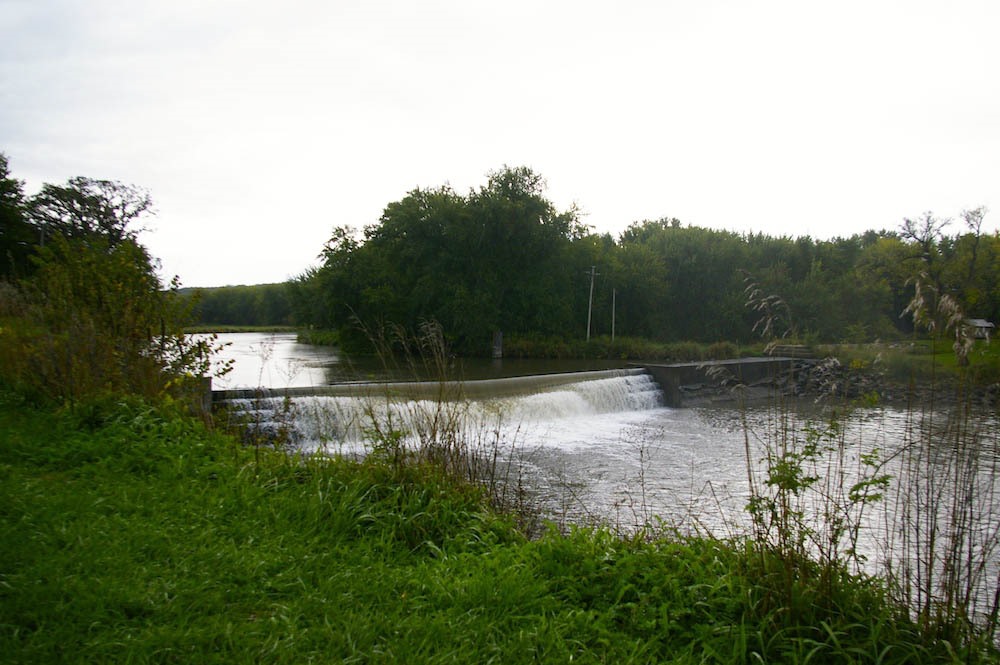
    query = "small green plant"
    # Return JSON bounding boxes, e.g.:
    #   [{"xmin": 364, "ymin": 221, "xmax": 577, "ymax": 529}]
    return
[
  {"xmin": 742, "ymin": 406, "xmax": 895, "ymax": 618},
  {"xmin": 738, "ymin": 273, "xmax": 899, "ymax": 629},
  {"xmin": 736, "ymin": 269, "xmax": 1000, "ymax": 648}
]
